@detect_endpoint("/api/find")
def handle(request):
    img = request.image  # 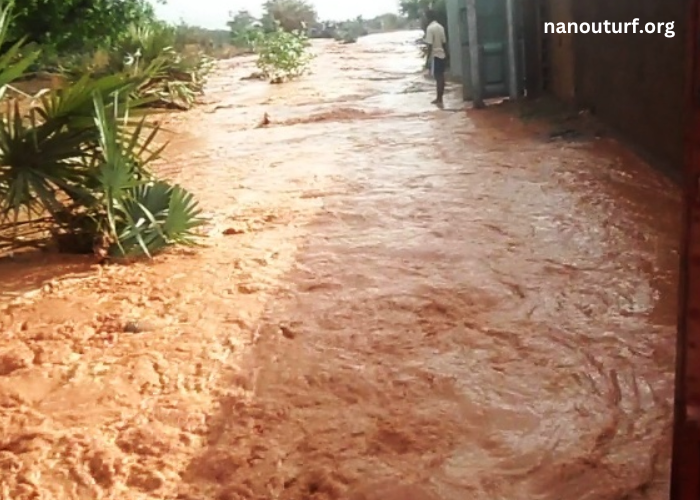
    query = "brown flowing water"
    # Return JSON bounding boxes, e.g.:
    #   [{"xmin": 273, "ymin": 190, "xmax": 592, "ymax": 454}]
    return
[{"xmin": 0, "ymin": 31, "xmax": 680, "ymax": 500}]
